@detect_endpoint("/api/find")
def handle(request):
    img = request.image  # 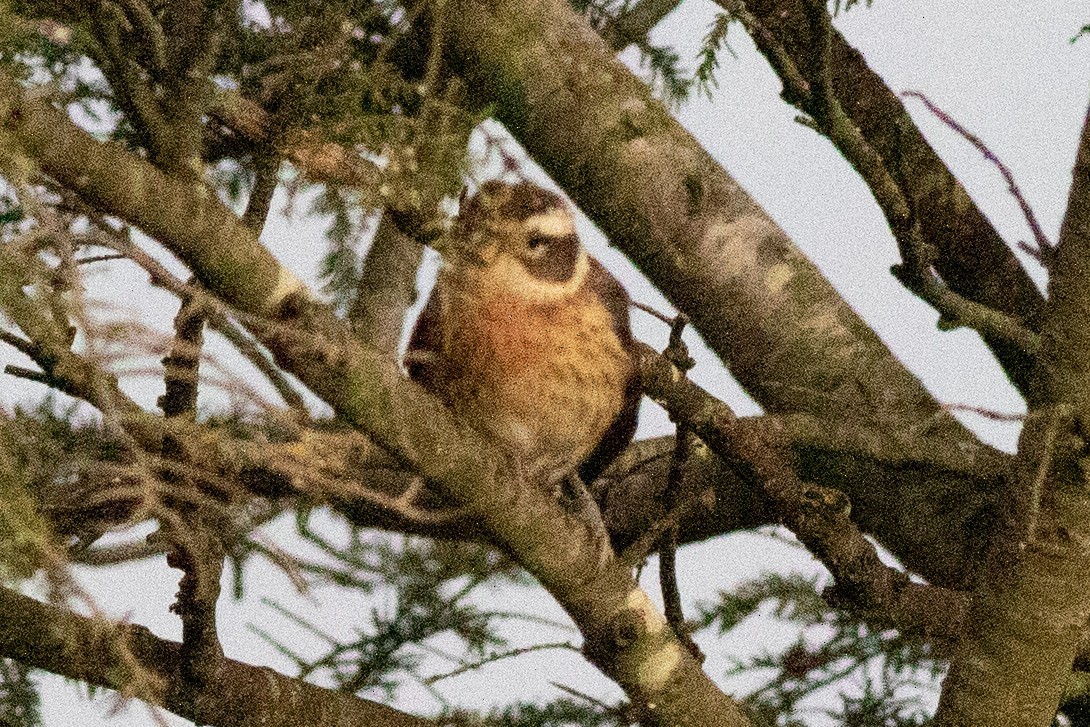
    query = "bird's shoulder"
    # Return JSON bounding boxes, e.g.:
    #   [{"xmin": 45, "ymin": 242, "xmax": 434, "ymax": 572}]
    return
[{"xmin": 583, "ymin": 255, "xmax": 633, "ymax": 346}]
